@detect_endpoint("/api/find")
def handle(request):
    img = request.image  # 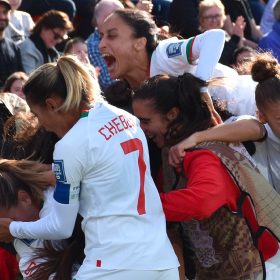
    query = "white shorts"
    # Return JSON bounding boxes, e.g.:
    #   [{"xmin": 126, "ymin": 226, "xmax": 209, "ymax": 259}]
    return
[{"xmin": 73, "ymin": 268, "xmax": 180, "ymax": 280}]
